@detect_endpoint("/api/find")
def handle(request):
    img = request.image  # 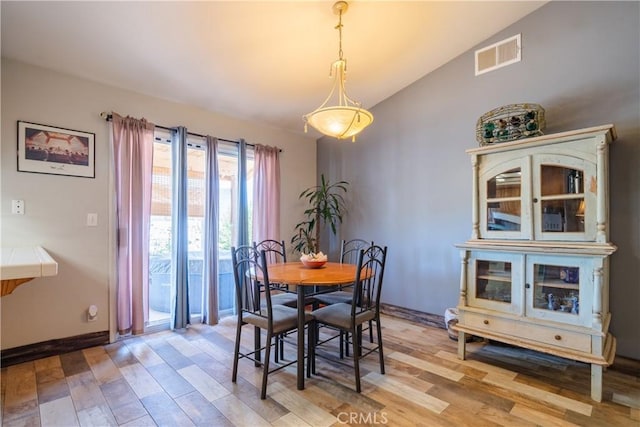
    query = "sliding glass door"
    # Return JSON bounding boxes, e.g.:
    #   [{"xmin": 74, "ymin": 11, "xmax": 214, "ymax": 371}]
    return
[{"xmin": 148, "ymin": 132, "xmax": 253, "ymax": 326}]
